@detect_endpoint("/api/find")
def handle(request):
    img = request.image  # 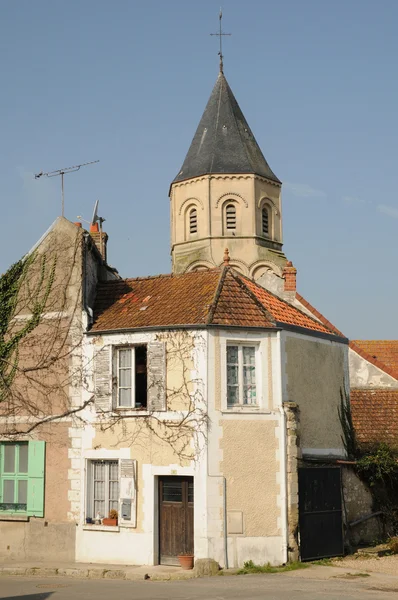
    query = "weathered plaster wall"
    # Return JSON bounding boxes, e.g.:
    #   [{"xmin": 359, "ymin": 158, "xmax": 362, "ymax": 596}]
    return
[
  {"xmin": 220, "ymin": 419, "xmax": 280, "ymax": 537},
  {"xmin": 349, "ymin": 348, "xmax": 398, "ymax": 389},
  {"xmin": 284, "ymin": 333, "xmax": 347, "ymax": 455}
]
